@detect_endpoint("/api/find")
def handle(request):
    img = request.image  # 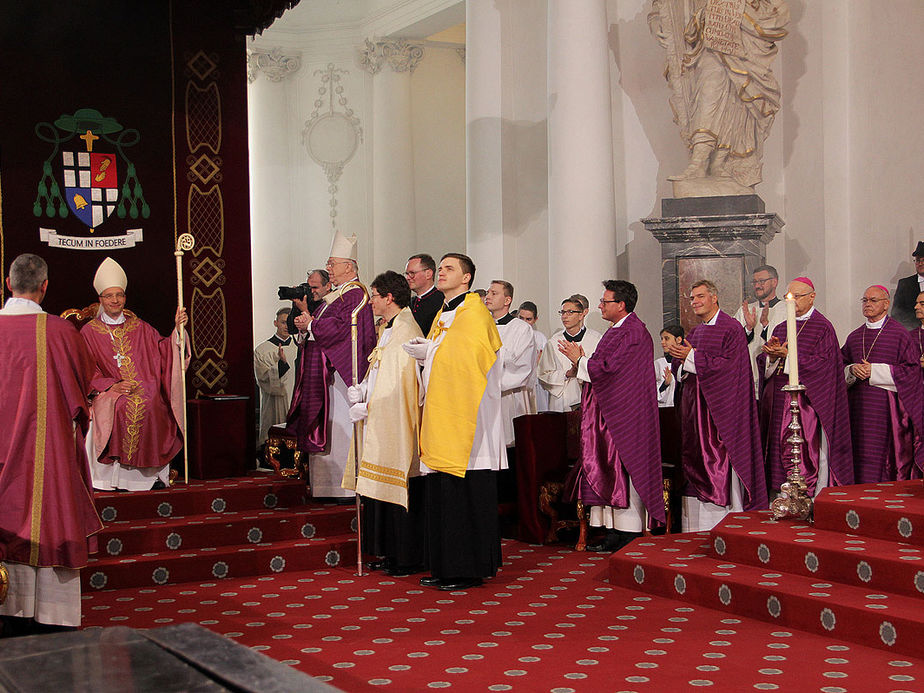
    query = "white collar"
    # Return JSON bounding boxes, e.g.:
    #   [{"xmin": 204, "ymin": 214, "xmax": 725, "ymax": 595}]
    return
[
  {"xmin": 866, "ymin": 315, "xmax": 887, "ymax": 329},
  {"xmin": 416, "ymin": 284, "xmax": 436, "ymax": 298},
  {"xmin": 703, "ymin": 311, "xmax": 719, "ymax": 326},
  {"xmin": 1, "ymin": 297, "xmax": 44, "ymax": 314},
  {"xmin": 796, "ymin": 306, "xmax": 815, "ymax": 321},
  {"xmin": 101, "ymin": 310, "xmax": 126, "ymax": 325},
  {"xmin": 331, "ymin": 276, "xmax": 360, "ymax": 291},
  {"xmin": 918, "ymin": 274, "xmax": 924, "ymax": 283},
  {"xmin": 610, "ymin": 313, "xmax": 630, "ymax": 329}
]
